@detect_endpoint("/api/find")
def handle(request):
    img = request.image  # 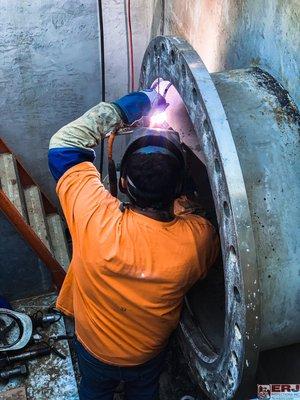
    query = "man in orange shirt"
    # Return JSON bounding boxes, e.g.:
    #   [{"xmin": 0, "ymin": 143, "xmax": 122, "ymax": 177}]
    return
[{"xmin": 48, "ymin": 89, "xmax": 219, "ymax": 400}]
